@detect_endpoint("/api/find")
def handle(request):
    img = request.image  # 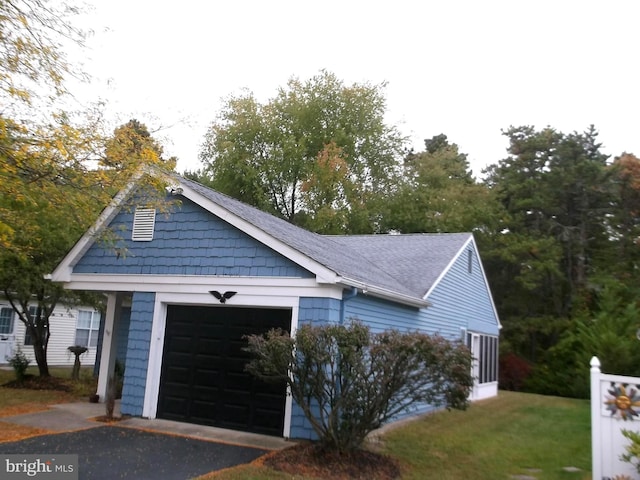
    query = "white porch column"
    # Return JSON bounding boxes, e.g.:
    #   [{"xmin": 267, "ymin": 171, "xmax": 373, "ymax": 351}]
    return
[{"xmin": 96, "ymin": 293, "xmax": 124, "ymax": 401}]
